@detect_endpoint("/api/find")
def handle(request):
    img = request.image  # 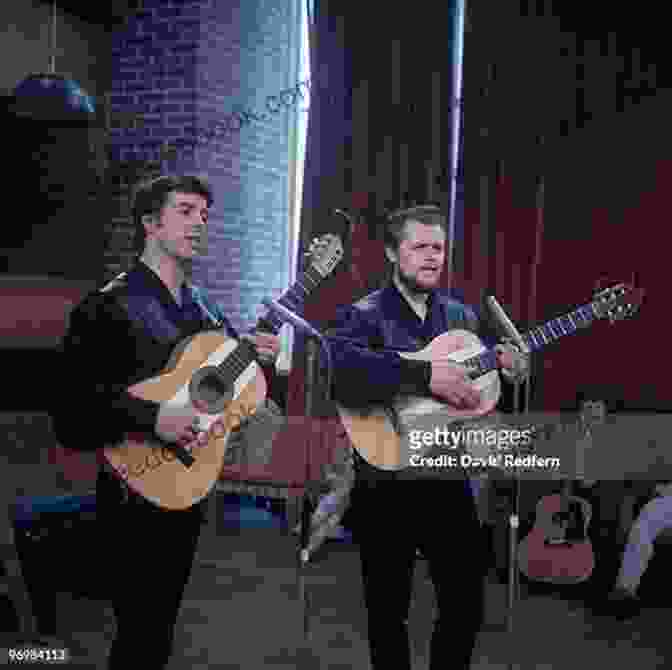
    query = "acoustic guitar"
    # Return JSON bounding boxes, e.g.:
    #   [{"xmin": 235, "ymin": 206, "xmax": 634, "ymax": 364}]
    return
[
  {"xmin": 517, "ymin": 403, "xmax": 605, "ymax": 584},
  {"xmin": 337, "ymin": 282, "xmax": 644, "ymax": 471},
  {"xmin": 103, "ymin": 234, "xmax": 343, "ymax": 510}
]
